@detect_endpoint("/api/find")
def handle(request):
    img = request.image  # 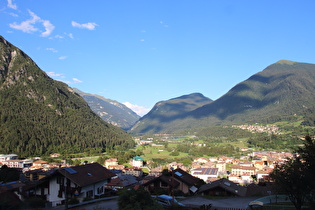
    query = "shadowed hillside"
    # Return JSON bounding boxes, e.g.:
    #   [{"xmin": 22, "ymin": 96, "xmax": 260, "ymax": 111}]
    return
[
  {"xmin": 0, "ymin": 36, "xmax": 134, "ymax": 157},
  {"xmin": 130, "ymin": 60, "xmax": 315, "ymax": 134}
]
